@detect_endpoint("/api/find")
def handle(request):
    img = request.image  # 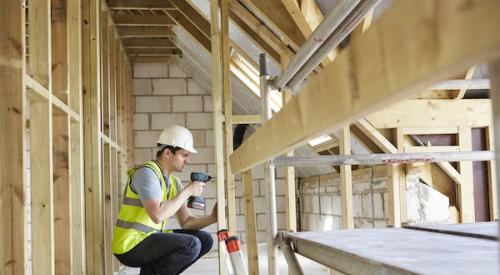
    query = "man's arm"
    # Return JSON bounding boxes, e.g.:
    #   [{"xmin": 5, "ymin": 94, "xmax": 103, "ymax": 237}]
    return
[
  {"xmin": 176, "ymin": 202, "xmax": 217, "ymax": 230},
  {"xmin": 142, "ymin": 181, "xmax": 205, "ymax": 224}
]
